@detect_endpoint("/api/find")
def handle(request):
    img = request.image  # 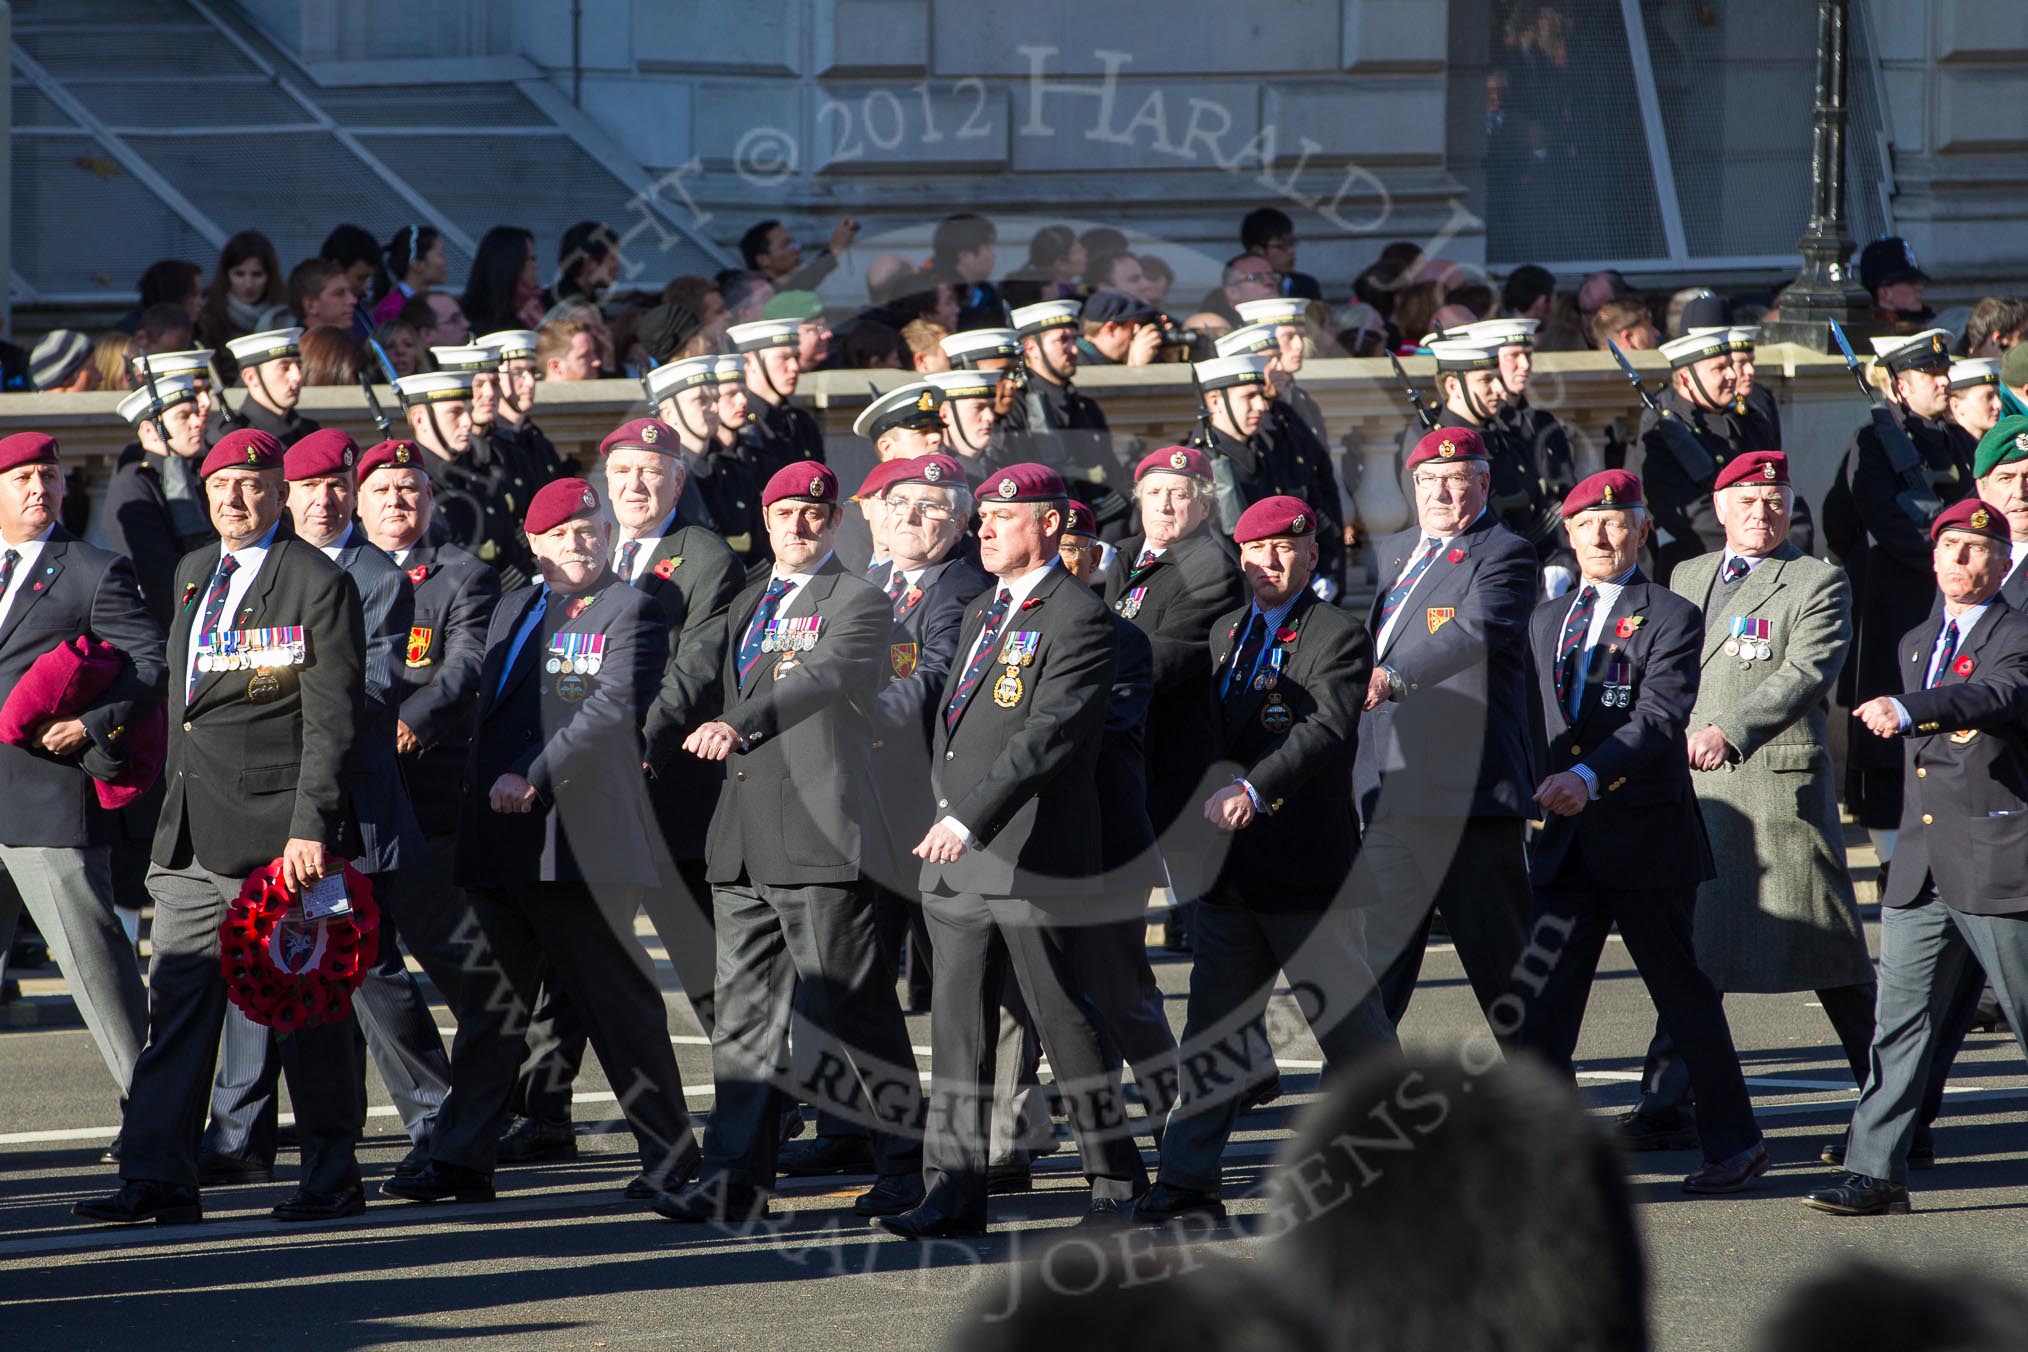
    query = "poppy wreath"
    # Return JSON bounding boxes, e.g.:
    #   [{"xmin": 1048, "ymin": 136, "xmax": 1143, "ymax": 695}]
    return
[{"xmin": 218, "ymin": 859, "xmax": 380, "ymax": 1033}]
